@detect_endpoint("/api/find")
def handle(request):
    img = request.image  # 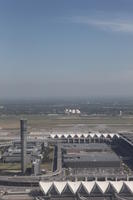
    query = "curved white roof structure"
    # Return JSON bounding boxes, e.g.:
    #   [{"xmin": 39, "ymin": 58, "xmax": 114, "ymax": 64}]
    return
[
  {"xmin": 50, "ymin": 133, "xmax": 119, "ymax": 139},
  {"xmin": 39, "ymin": 181, "xmax": 133, "ymax": 195}
]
